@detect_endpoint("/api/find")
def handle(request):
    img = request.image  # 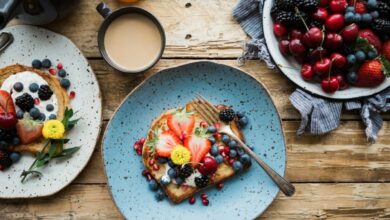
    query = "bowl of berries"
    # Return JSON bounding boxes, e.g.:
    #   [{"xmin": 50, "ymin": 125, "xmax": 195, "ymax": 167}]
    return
[{"xmin": 263, "ymin": 0, "xmax": 390, "ymax": 99}]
